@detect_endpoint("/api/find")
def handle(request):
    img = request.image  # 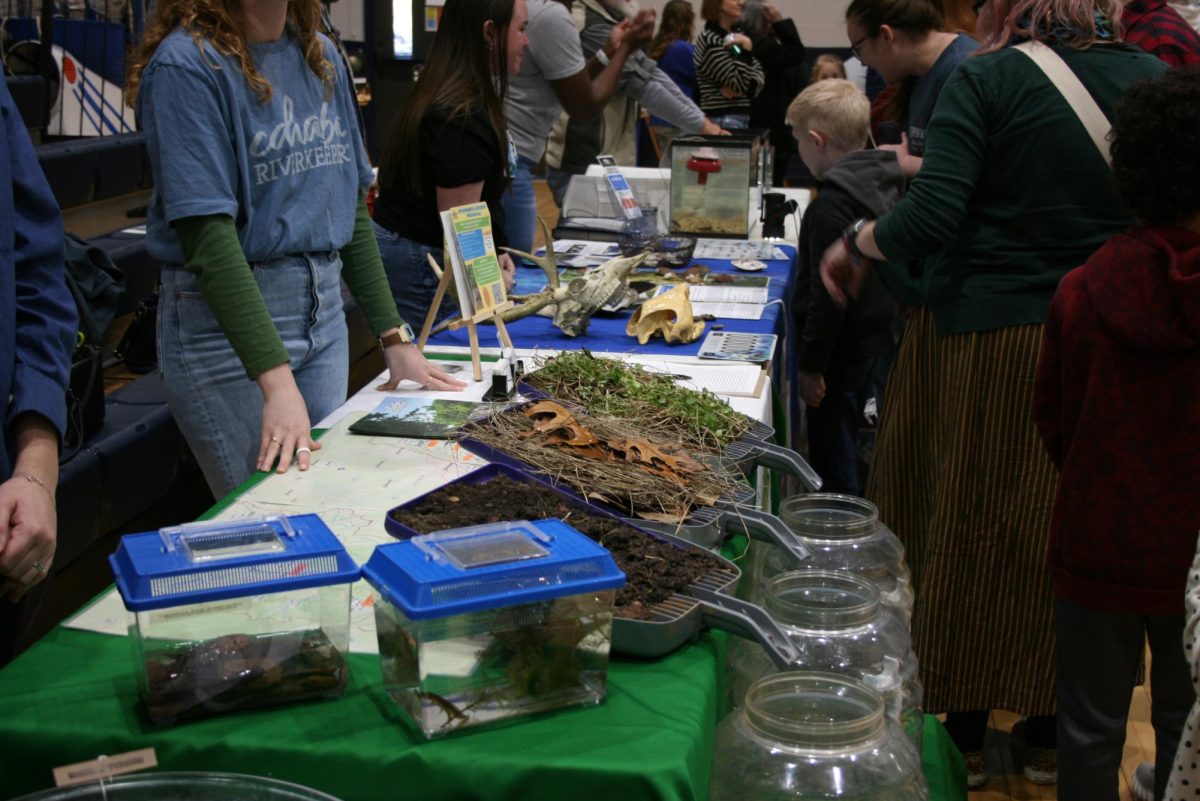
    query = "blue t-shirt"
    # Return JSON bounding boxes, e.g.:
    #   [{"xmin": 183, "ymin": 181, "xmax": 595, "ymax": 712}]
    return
[
  {"xmin": 904, "ymin": 33, "xmax": 978, "ymax": 157},
  {"xmin": 140, "ymin": 29, "xmax": 373, "ymax": 263}
]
